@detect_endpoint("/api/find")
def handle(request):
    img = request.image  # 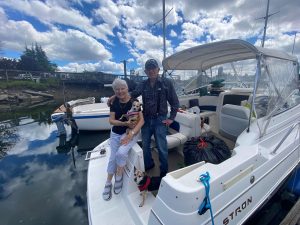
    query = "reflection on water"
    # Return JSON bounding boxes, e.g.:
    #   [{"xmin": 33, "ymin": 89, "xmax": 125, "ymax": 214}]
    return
[
  {"xmin": 0, "ymin": 104, "xmax": 110, "ymax": 225},
  {"xmin": 0, "ymin": 104, "xmax": 297, "ymax": 225}
]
